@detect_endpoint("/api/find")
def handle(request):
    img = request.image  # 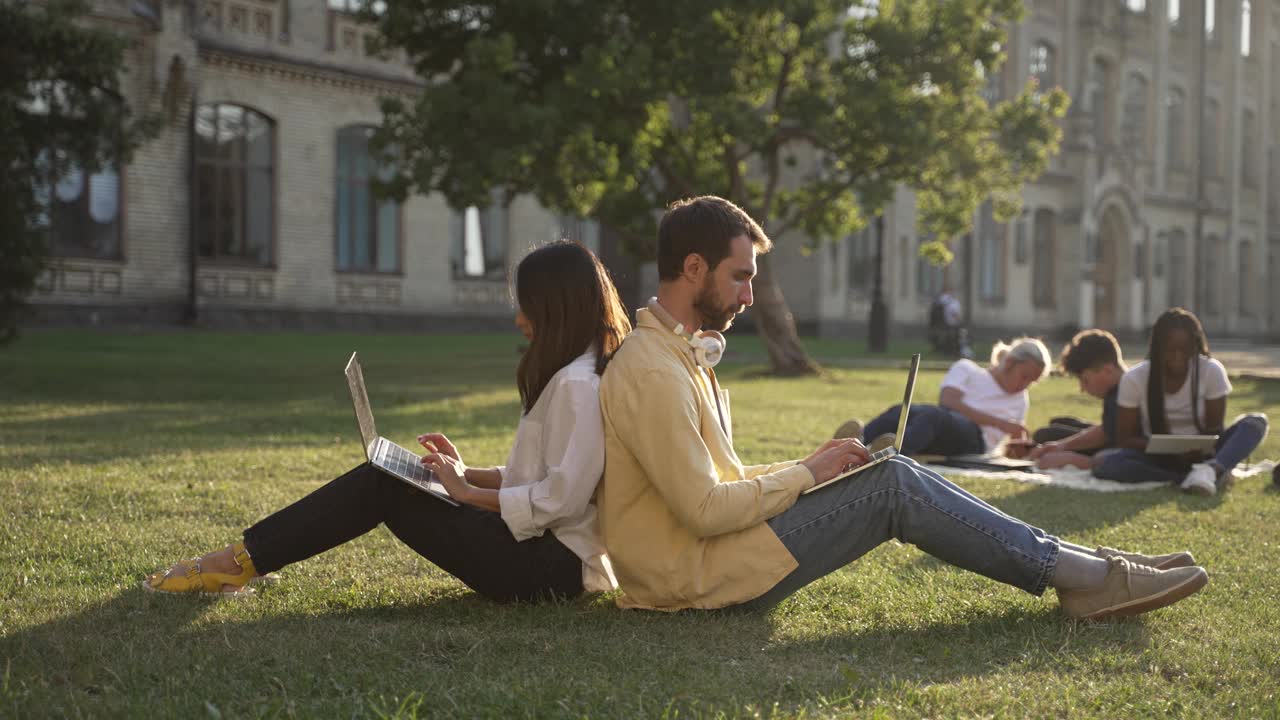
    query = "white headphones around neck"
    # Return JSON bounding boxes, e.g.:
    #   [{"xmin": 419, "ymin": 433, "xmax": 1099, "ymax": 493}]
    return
[{"xmin": 646, "ymin": 298, "xmax": 726, "ymax": 369}]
